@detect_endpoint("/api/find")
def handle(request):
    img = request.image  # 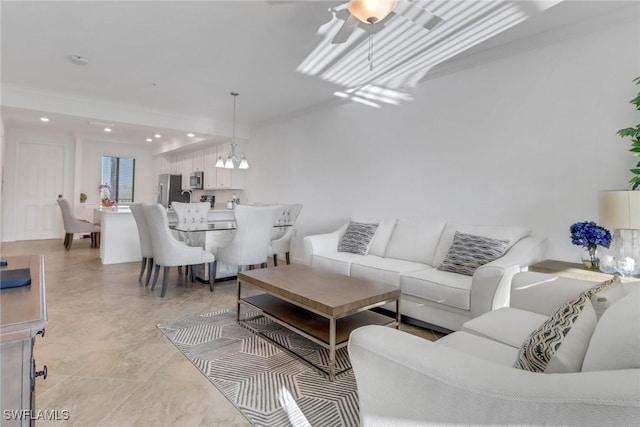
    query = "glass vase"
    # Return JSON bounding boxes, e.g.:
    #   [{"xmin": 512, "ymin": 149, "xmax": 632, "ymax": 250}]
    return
[{"xmin": 581, "ymin": 246, "xmax": 600, "ymax": 270}]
